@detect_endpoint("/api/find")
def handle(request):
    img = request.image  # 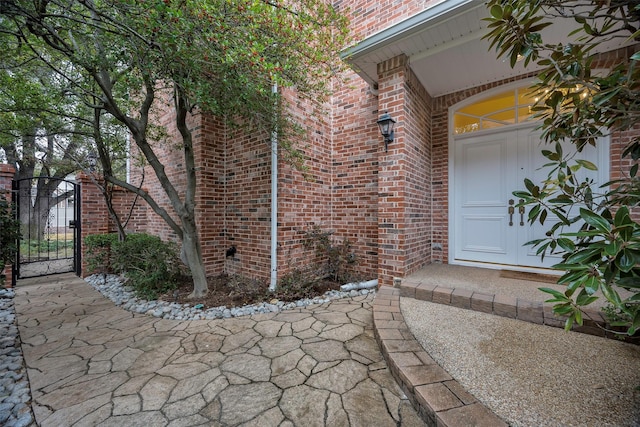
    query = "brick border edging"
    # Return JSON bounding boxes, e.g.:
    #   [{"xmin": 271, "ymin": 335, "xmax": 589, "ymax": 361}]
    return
[
  {"xmin": 399, "ymin": 281, "xmax": 634, "ymax": 341},
  {"xmin": 373, "ymin": 287, "xmax": 508, "ymax": 427}
]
